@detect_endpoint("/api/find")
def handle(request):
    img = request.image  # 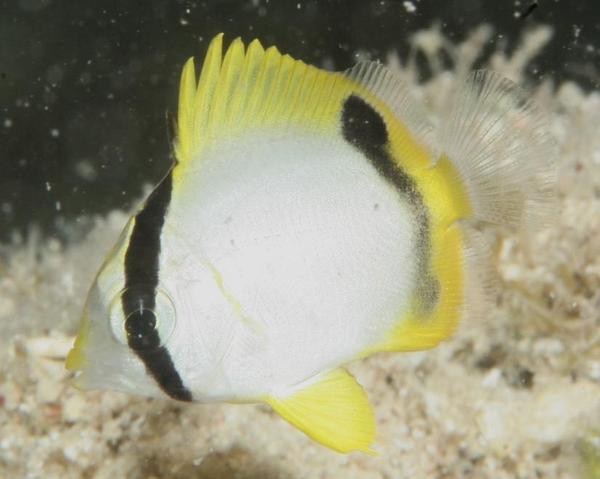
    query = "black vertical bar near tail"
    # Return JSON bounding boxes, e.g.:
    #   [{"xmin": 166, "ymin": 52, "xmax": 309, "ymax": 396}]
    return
[{"xmin": 340, "ymin": 94, "xmax": 439, "ymax": 312}]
